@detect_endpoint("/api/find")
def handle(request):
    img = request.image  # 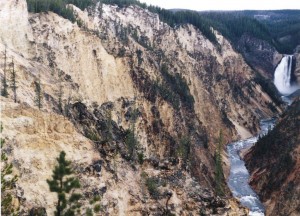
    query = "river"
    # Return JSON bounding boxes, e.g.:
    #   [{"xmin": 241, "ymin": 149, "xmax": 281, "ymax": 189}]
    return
[{"xmin": 227, "ymin": 118, "xmax": 276, "ymax": 216}]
